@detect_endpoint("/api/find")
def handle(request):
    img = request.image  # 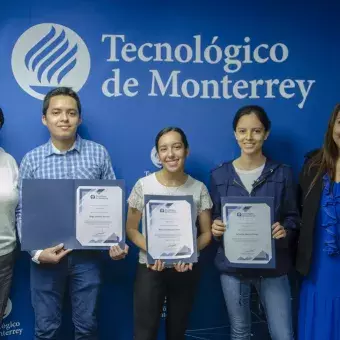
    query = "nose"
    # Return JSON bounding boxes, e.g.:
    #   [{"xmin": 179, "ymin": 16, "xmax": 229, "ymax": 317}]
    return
[
  {"xmin": 60, "ymin": 111, "xmax": 69, "ymax": 121},
  {"xmin": 245, "ymin": 130, "xmax": 252, "ymax": 140}
]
